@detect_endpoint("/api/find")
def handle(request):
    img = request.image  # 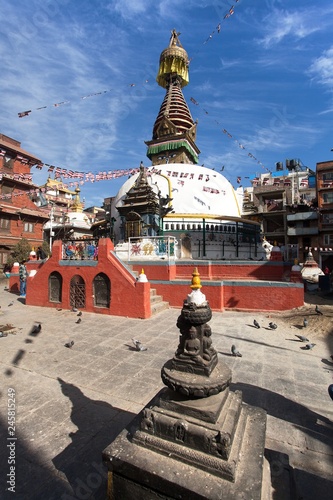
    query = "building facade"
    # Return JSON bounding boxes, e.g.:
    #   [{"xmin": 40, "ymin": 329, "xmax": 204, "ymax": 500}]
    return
[
  {"xmin": 316, "ymin": 160, "xmax": 333, "ymax": 270},
  {"xmin": 243, "ymin": 162, "xmax": 318, "ymax": 263},
  {"xmin": 0, "ymin": 134, "xmax": 49, "ymax": 267}
]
